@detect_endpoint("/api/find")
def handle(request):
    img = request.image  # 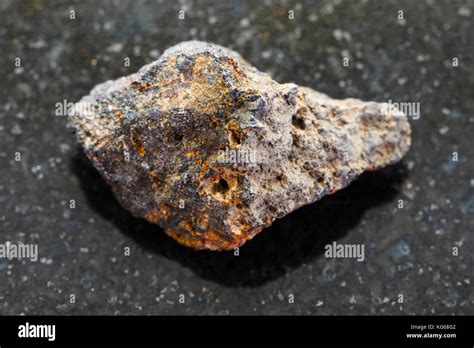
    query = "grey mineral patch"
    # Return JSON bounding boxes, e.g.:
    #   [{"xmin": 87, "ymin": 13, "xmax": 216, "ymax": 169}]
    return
[{"xmin": 69, "ymin": 41, "xmax": 411, "ymax": 250}]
